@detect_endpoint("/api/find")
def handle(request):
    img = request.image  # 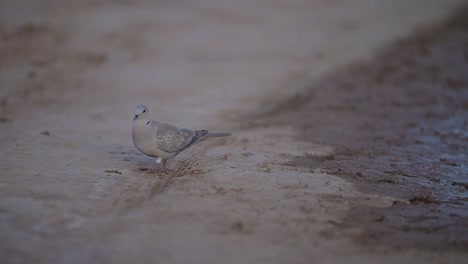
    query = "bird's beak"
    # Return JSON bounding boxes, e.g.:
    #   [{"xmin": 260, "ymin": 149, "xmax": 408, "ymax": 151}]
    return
[{"xmin": 133, "ymin": 115, "xmax": 138, "ymax": 121}]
